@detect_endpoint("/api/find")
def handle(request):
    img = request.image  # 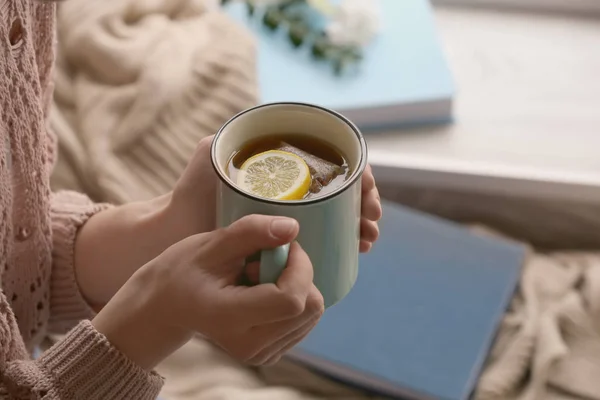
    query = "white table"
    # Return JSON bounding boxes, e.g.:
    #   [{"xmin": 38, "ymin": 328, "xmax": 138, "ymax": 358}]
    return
[{"xmin": 367, "ymin": 6, "xmax": 600, "ymax": 206}]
